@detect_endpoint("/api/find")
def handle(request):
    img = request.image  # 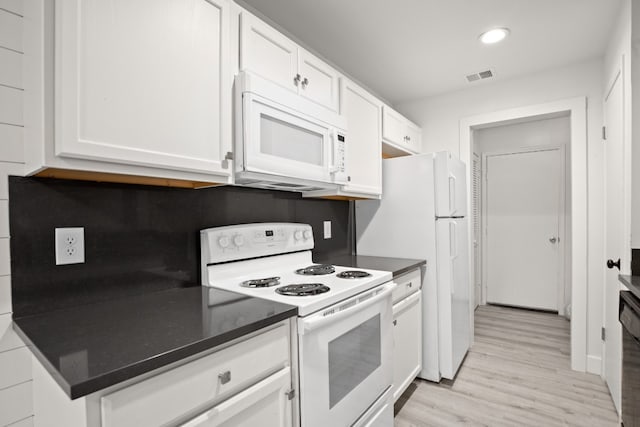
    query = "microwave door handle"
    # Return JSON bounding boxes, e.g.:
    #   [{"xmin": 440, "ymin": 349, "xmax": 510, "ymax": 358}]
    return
[{"xmin": 300, "ymin": 283, "xmax": 395, "ymax": 334}]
